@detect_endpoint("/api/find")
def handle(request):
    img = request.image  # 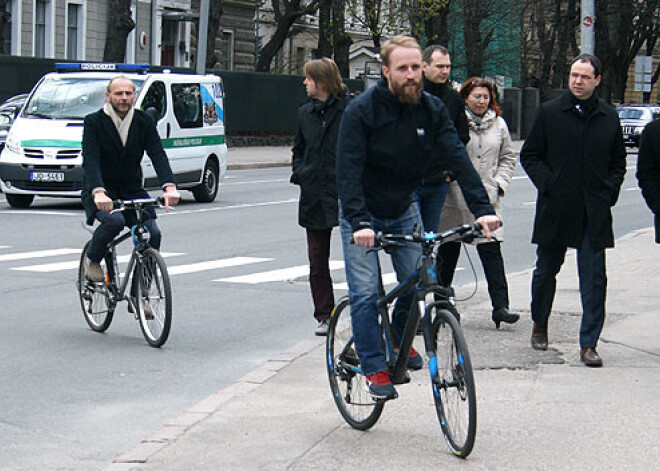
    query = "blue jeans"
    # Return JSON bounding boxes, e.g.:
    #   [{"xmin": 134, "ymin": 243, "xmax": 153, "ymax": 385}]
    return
[
  {"xmin": 530, "ymin": 231, "xmax": 607, "ymax": 349},
  {"xmin": 339, "ymin": 203, "xmax": 422, "ymax": 375},
  {"xmin": 414, "ymin": 182, "xmax": 449, "ymax": 232}
]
